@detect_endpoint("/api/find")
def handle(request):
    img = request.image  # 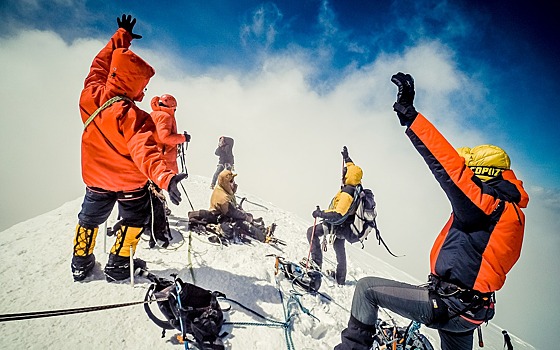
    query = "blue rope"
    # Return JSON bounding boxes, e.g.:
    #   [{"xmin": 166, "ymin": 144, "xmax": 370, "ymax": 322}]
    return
[
  {"xmin": 219, "ymin": 295, "xmax": 294, "ymax": 350},
  {"xmin": 405, "ymin": 320, "xmax": 422, "ymax": 344},
  {"xmin": 276, "ymin": 277, "xmax": 296, "ymax": 350},
  {"xmin": 286, "ymin": 291, "xmax": 320, "ymax": 322},
  {"xmin": 174, "ymin": 281, "xmax": 189, "ymax": 350}
]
